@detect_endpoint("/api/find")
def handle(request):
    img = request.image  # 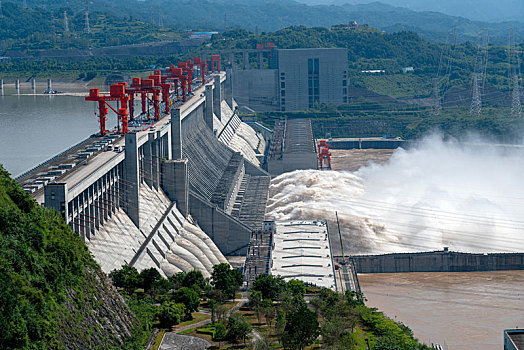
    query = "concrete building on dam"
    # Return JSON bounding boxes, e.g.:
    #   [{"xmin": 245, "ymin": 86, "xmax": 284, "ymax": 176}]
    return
[
  {"xmin": 232, "ymin": 47, "xmax": 349, "ymax": 111},
  {"xmin": 30, "ymin": 72, "xmax": 271, "ymax": 276}
]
